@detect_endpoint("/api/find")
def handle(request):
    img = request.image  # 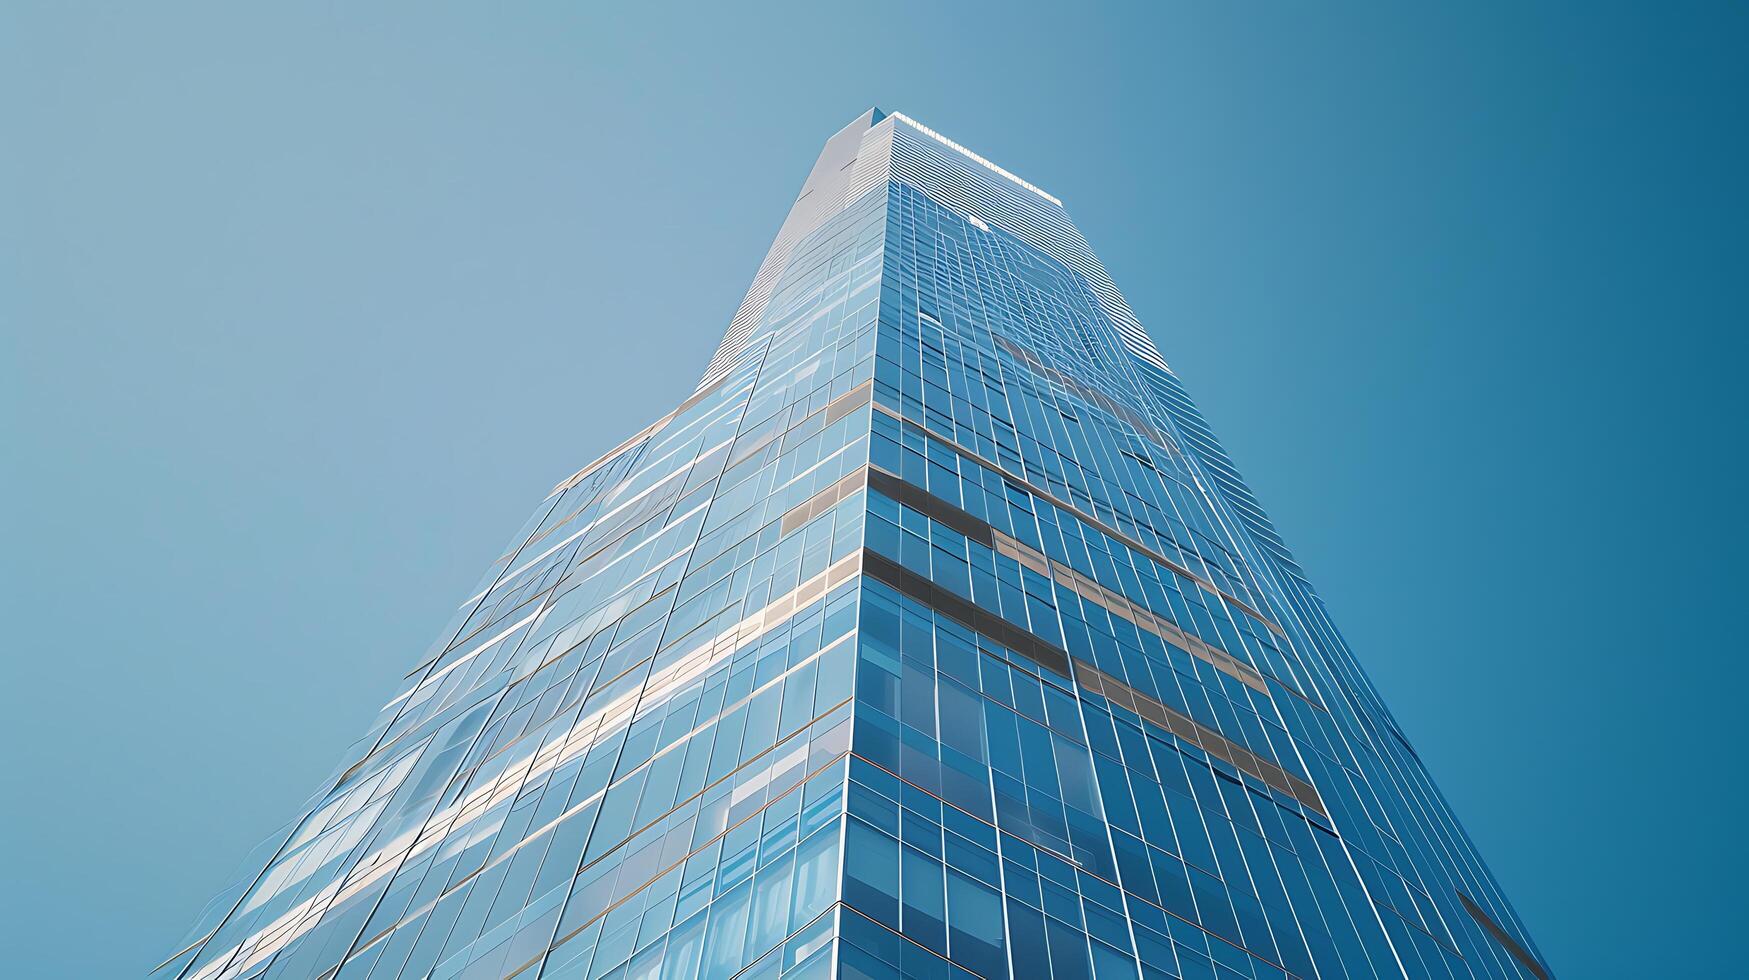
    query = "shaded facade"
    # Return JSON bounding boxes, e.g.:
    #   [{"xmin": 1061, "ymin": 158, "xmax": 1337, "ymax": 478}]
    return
[{"xmin": 155, "ymin": 109, "xmax": 1549, "ymax": 980}]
